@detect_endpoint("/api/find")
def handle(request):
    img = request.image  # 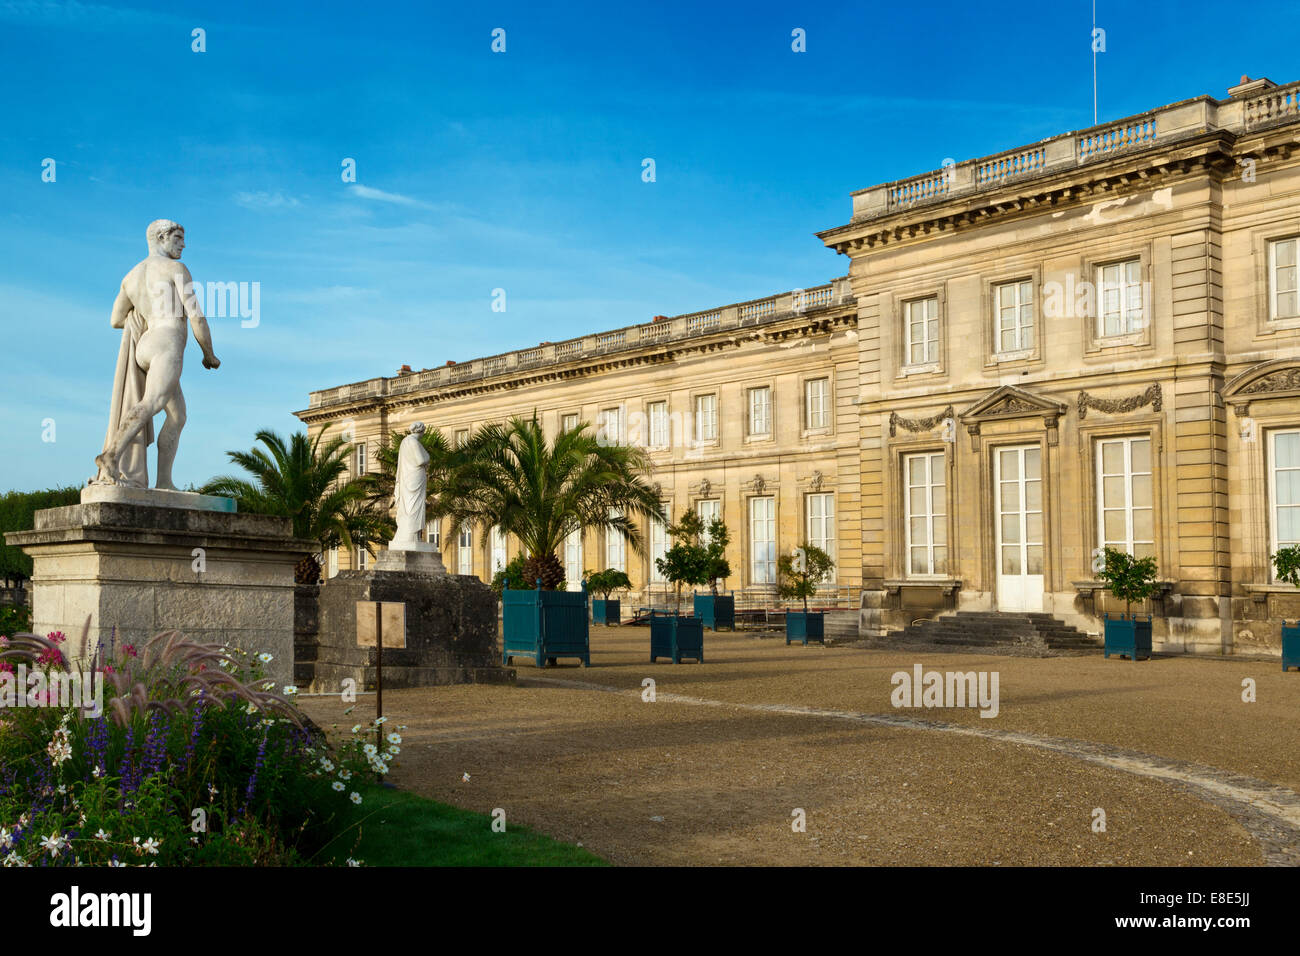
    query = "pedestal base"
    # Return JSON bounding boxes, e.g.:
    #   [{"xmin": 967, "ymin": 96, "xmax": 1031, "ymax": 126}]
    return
[
  {"xmin": 374, "ymin": 547, "xmax": 446, "ymax": 574},
  {"xmin": 314, "ymin": 569, "xmax": 513, "ymax": 692},
  {"xmin": 4, "ymin": 501, "xmax": 315, "ymax": 688}
]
